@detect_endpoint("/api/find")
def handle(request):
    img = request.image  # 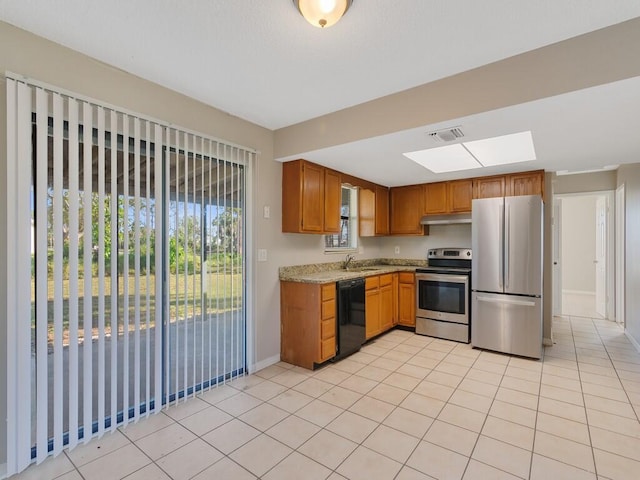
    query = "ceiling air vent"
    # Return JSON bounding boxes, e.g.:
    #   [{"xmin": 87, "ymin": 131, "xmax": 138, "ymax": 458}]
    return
[{"xmin": 427, "ymin": 127, "xmax": 464, "ymax": 142}]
